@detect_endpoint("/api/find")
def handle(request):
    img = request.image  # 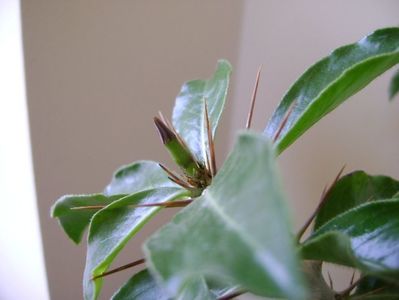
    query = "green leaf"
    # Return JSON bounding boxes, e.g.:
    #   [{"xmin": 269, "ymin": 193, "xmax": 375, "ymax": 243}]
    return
[
  {"xmin": 172, "ymin": 60, "xmax": 232, "ymax": 163},
  {"xmin": 177, "ymin": 277, "xmax": 216, "ymax": 300},
  {"xmin": 104, "ymin": 160, "xmax": 178, "ymax": 196},
  {"xmin": 84, "ymin": 187, "xmax": 188, "ymax": 300},
  {"xmin": 389, "ymin": 68, "xmax": 399, "ymax": 100},
  {"xmin": 301, "ymin": 199, "xmax": 399, "ymax": 277},
  {"xmin": 112, "ymin": 269, "xmax": 236, "ymax": 300},
  {"xmin": 265, "ymin": 27, "xmax": 399, "ymax": 154},
  {"xmin": 51, "ymin": 194, "xmax": 124, "ymax": 244},
  {"xmin": 314, "ymin": 171, "xmax": 399, "ymax": 230},
  {"xmin": 351, "ymin": 276, "xmax": 399, "ymax": 299},
  {"xmin": 144, "ymin": 132, "xmax": 307, "ymax": 300},
  {"xmin": 51, "ymin": 160, "xmax": 178, "ymax": 244},
  {"xmin": 111, "ymin": 269, "xmax": 169, "ymax": 300}
]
